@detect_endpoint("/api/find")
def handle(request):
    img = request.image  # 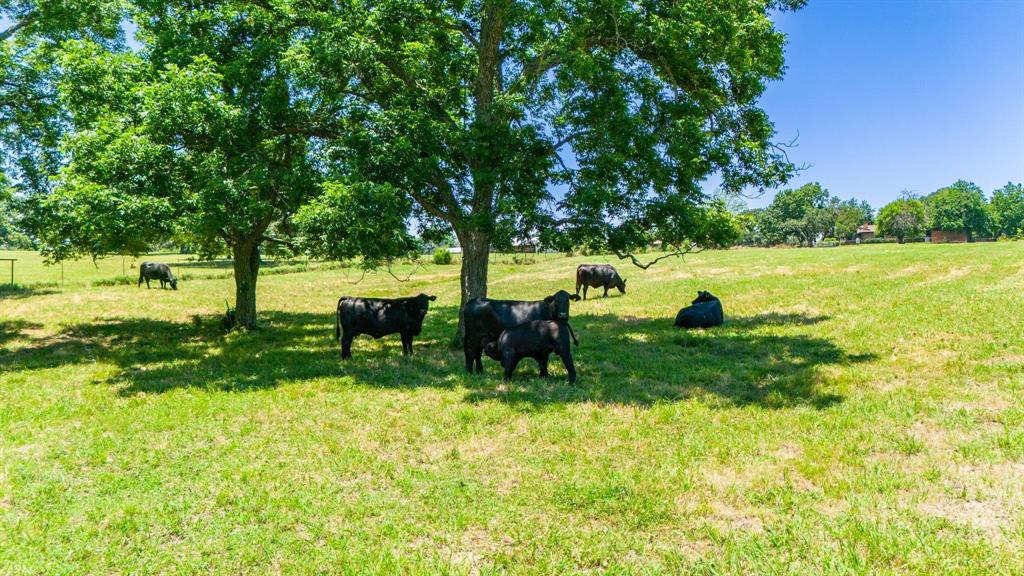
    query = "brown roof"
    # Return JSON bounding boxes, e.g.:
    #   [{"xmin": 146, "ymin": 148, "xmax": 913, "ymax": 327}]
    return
[{"xmin": 856, "ymin": 224, "xmax": 876, "ymax": 233}]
